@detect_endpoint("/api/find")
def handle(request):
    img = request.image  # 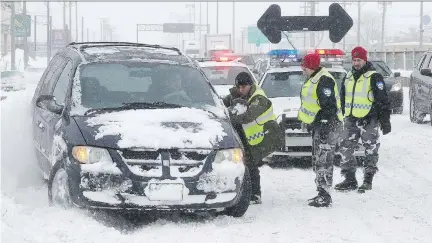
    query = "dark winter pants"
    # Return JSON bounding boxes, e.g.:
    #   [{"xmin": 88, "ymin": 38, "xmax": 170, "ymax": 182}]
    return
[
  {"xmin": 338, "ymin": 117, "xmax": 380, "ymax": 175},
  {"xmin": 247, "ymin": 163, "xmax": 261, "ymax": 196},
  {"xmin": 312, "ymin": 123, "xmax": 341, "ymax": 192}
]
